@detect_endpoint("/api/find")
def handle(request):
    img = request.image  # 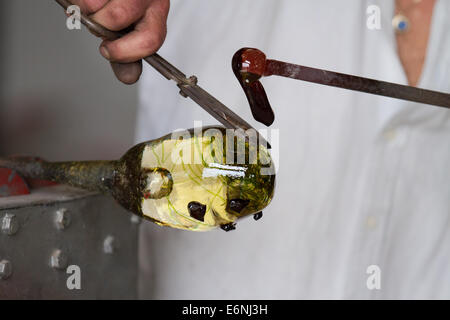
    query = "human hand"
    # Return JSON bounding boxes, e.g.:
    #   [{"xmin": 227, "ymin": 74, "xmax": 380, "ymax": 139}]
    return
[{"xmin": 72, "ymin": 0, "xmax": 170, "ymax": 84}]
